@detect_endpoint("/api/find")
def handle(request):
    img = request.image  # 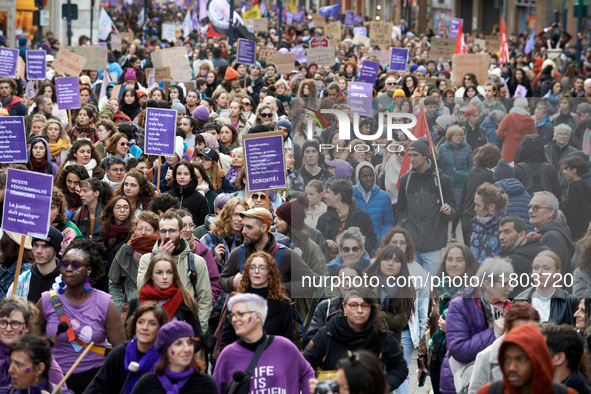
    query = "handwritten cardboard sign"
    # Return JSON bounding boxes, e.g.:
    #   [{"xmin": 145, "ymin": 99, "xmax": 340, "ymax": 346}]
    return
[
  {"xmin": 161, "ymin": 24, "xmax": 177, "ymax": 42},
  {"xmin": 306, "ymin": 47, "xmax": 336, "ymax": 67},
  {"xmin": 257, "ymin": 49, "xmax": 278, "ymax": 63},
  {"xmin": 270, "ymin": 53, "xmax": 295, "ymax": 74},
  {"xmin": 67, "ymin": 46, "xmax": 107, "ymax": 71},
  {"xmin": 352, "ymin": 34, "xmax": 370, "ymax": 47},
  {"xmin": 428, "ymin": 38, "xmax": 455, "ymax": 60},
  {"xmin": 110, "ymin": 35, "xmax": 122, "ymax": 51},
  {"xmin": 371, "ymin": 50, "xmax": 392, "ymax": 67},
  {"xmin": 151, "ymin": 47, "xmax": 192, "ymax": 81},
  {"xmin": 245, "ymin": 18, "xmax": 268, "ymax": 33},
  {"xmin": 145, "ymin": 67, "xmax": 172, "ymax": 82},
  {"xmin": 53, "ymin": 48, "xmax": 87, "ymax": 77},
  {"xmin": 484, "ymin": 35, "xmax": 500, "ymax": 54},
  {"xmin": 312, "ymin": 14, "xmax": 326, "ymax": 28},
  {"xmin": 451, "ymin": 53, "xmax": 489, "ymax": 88},
  {"xmin": 325, "ymin": 22, "xmax": 342, "ymax": 45},
  {"xmin": 369, "ymin": 22, "xmax": 392, "ymax": 47}
]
